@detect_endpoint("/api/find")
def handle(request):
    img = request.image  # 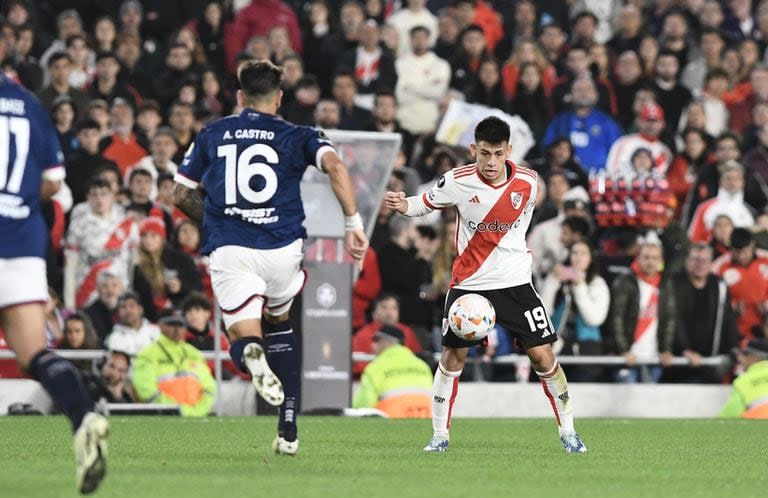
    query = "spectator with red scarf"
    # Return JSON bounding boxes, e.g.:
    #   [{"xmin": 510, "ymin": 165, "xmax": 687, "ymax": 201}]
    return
[{"xmin": 608, "ymin": 239, "xmax": 676, "ymax": 383}]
